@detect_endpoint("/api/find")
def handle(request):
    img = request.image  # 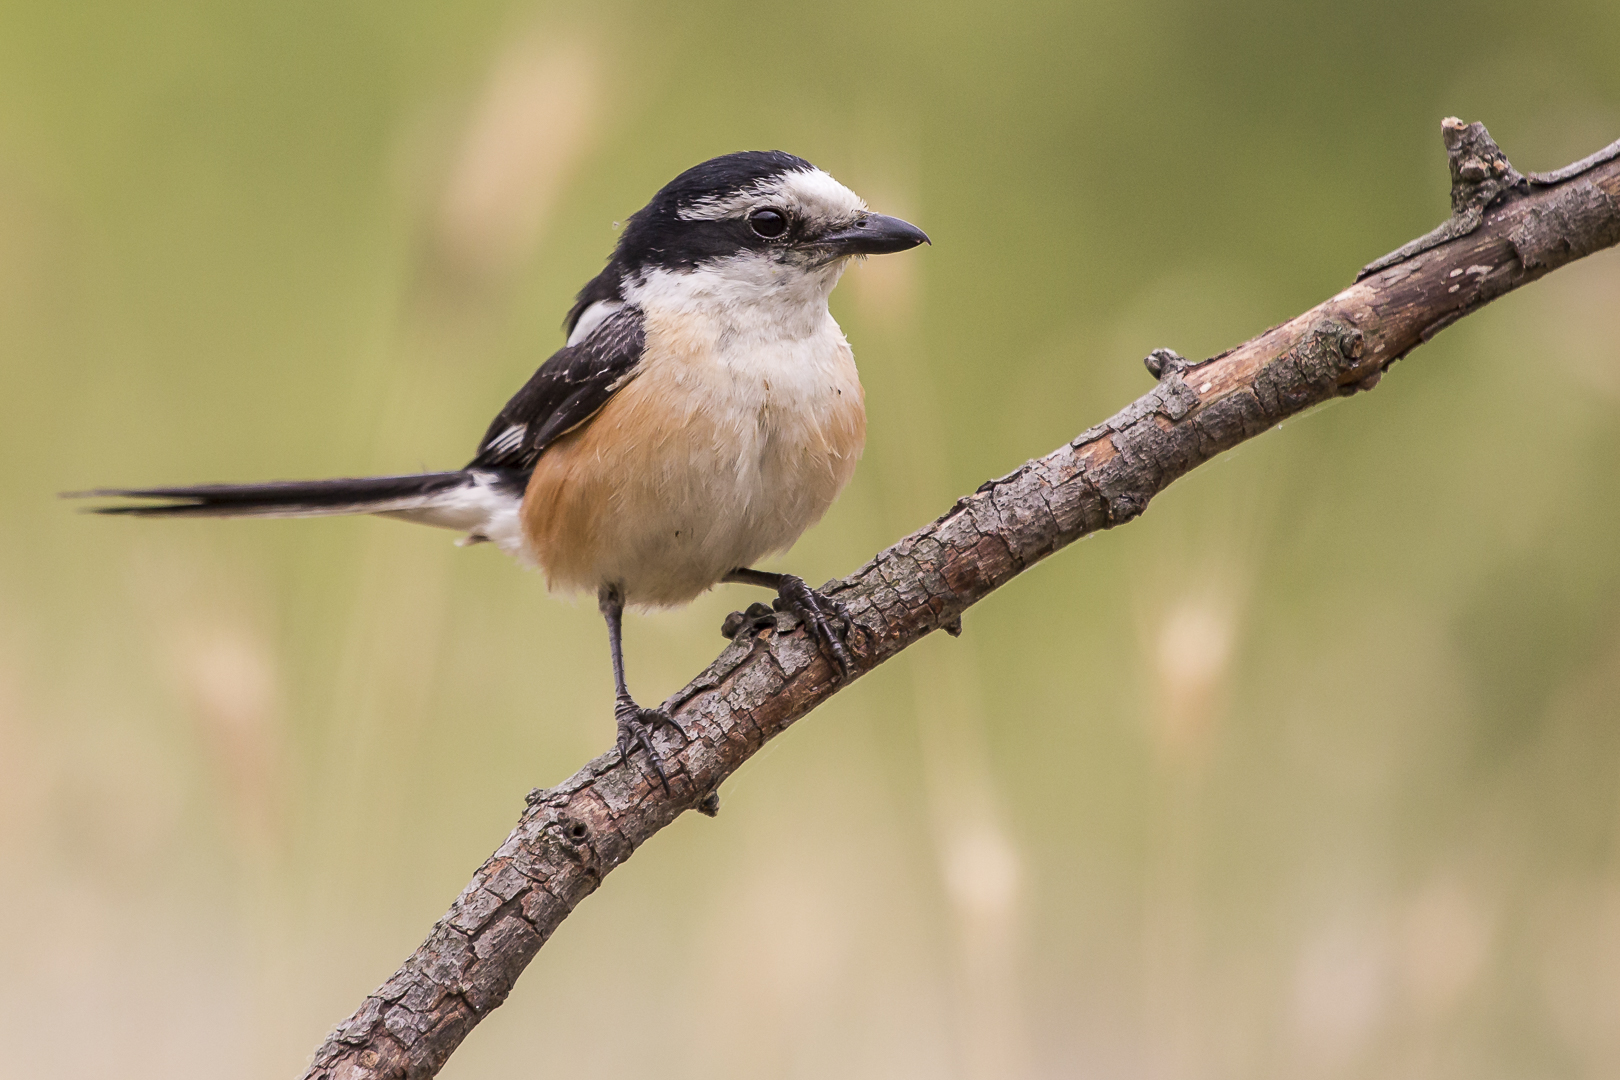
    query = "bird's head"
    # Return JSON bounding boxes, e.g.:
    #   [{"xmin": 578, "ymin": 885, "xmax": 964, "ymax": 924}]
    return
[{"xmin": 567, "ymin": 151, "xmax": 928, "ymax": 335}]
